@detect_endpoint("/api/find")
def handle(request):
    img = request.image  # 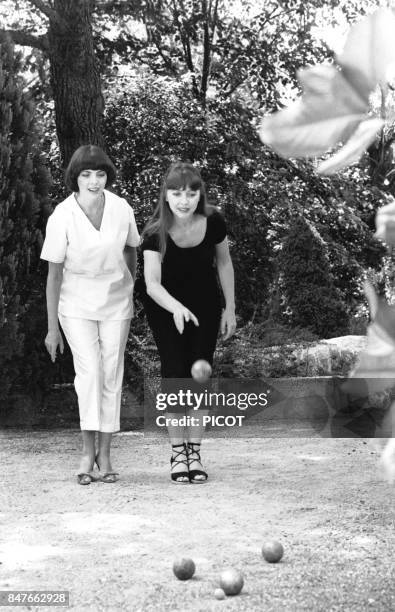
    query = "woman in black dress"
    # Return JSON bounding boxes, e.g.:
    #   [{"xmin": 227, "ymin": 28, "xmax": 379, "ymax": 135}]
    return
[{"xmin": 141, "ymin": 162, "xmax": 236, "ymax": 484}]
